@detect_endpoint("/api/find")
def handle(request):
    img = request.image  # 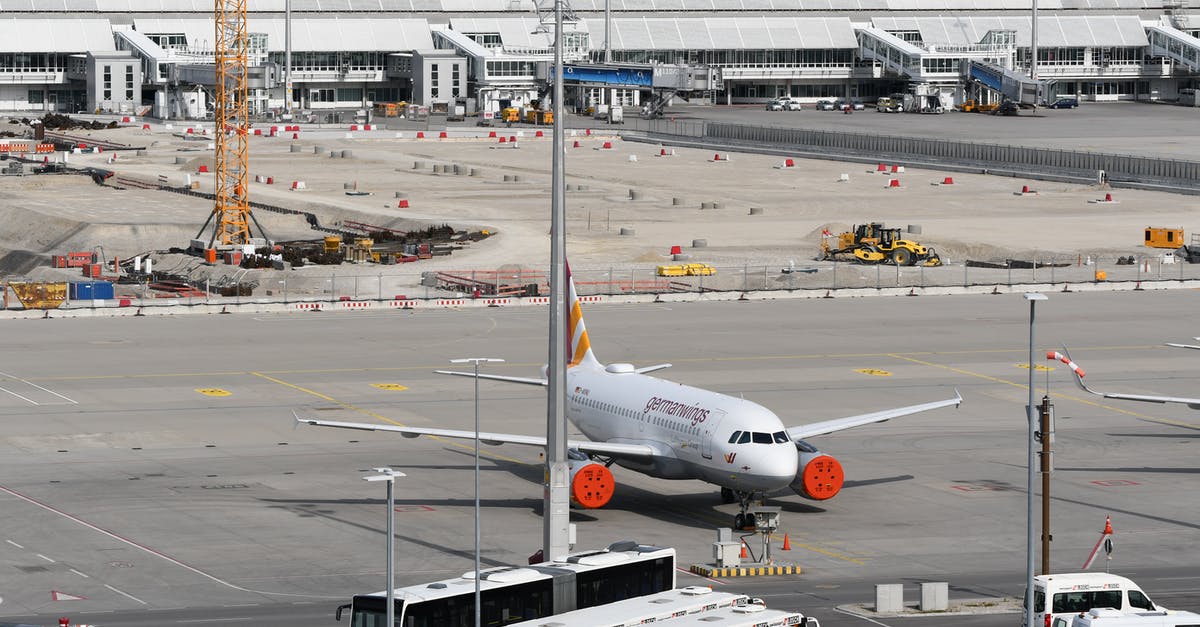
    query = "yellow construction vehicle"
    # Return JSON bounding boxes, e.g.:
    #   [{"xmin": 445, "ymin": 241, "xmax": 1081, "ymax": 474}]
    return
[
  {"xmin": 959, "ymin": 99, "xmax": 999, "ymax": 113},
  {"xmin": 500, "ymin": 107, "xmax": 520, "ymax": 123},
  {"xmin": 821, "ymin": 223, "xmax": 942, "ymax": 266}
]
